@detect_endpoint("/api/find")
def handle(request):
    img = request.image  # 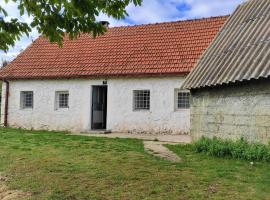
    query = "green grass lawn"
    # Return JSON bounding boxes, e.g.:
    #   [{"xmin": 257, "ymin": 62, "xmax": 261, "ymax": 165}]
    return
[{"xmin": 0, "ymin": 128, "xmax": 270, "ymax": 200}]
